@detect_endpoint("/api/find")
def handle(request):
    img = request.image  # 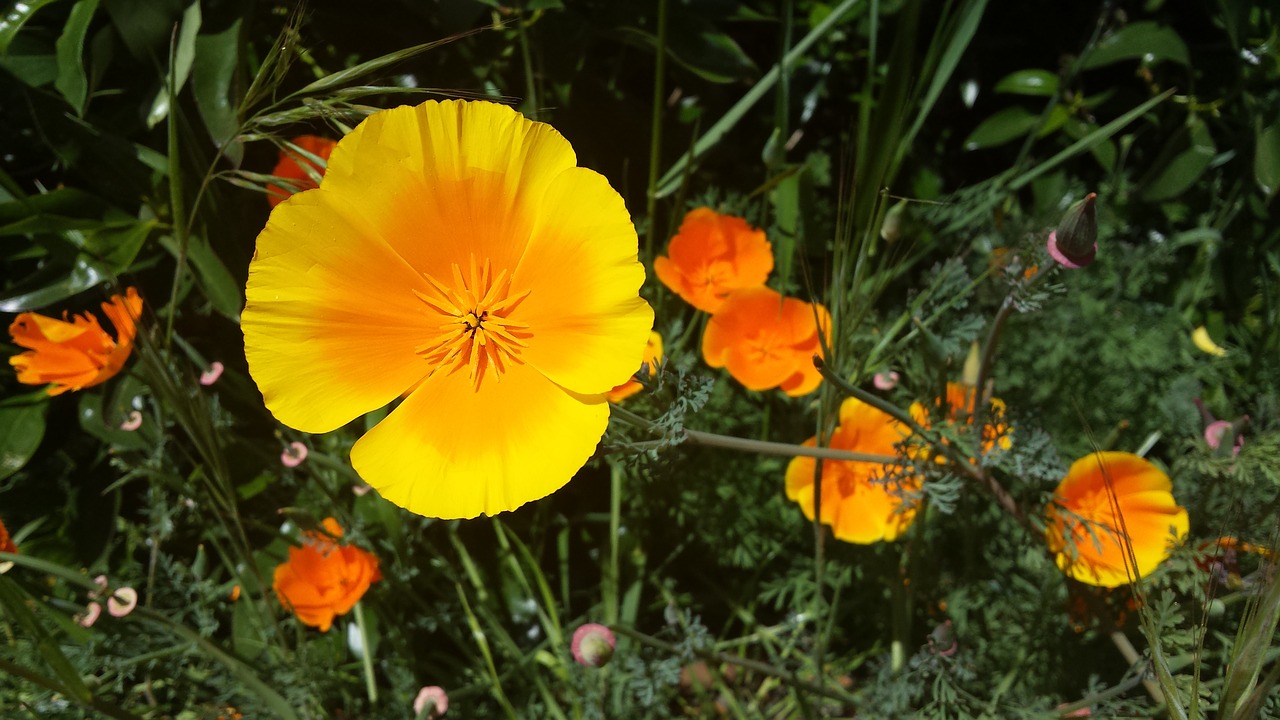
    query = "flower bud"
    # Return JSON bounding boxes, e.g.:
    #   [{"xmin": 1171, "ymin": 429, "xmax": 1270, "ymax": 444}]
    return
[
  {"xmin": 570, "ymin": 623, "xmax": 616, "ymax": 668},
  {"xmin": 413, "ymin": 686, "xmax": 448, "ymax": 718},
  {"xmin": 1046, "ymin": 193, "xmax": 1098, "ymax": 268}
]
